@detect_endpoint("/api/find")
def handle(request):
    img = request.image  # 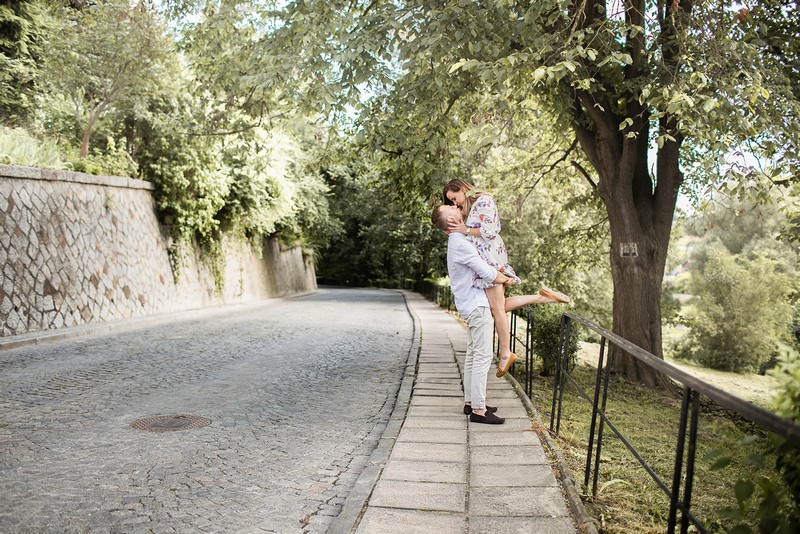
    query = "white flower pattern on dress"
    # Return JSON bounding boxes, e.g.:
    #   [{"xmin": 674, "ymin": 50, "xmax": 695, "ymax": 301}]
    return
[{"xmin": 466, "ymin": 194, "xmax": 521, "ymax": 289}]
